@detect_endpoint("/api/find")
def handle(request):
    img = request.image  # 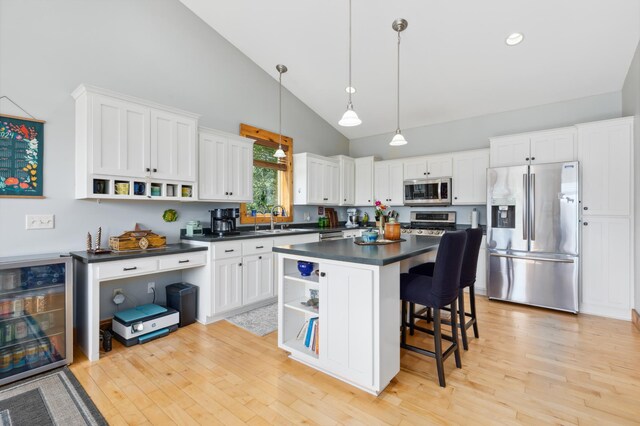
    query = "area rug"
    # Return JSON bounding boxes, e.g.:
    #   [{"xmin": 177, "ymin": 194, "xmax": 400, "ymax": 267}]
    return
[
  {"xmin": 226, "ymin": 302, "xmax": 278, "ymax": 336},
  {"xmin": 0, "ymin": 367, "xmax": 107, "ymax": 426}
]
